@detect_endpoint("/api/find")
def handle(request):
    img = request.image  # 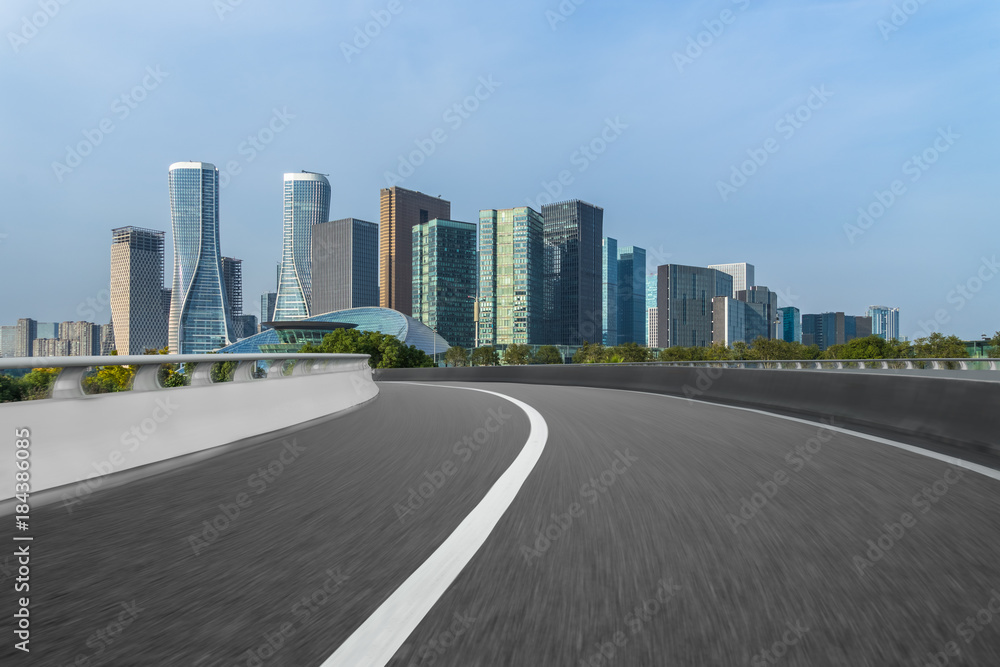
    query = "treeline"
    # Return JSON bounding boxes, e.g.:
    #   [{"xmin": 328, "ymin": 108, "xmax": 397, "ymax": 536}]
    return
[{"xmin": 443, "ymin": 332, "xmax": 996, "ymax": 367}]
